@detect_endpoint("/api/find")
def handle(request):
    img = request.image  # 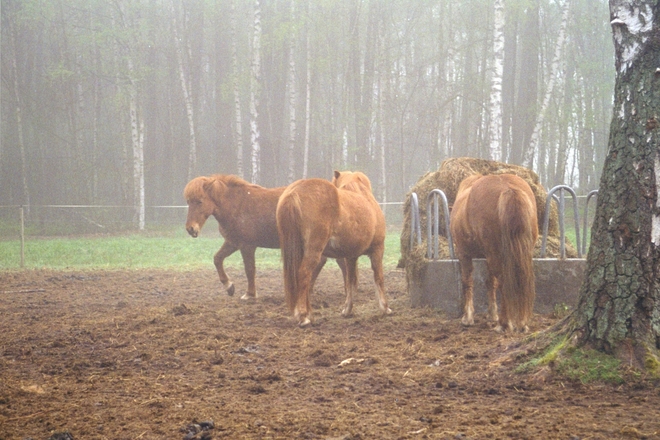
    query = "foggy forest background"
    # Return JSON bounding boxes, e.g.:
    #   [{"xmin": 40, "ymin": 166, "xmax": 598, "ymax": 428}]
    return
[{"xmin": 1, "ymin": 0, "xmax": 613, "ymax": 229}]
